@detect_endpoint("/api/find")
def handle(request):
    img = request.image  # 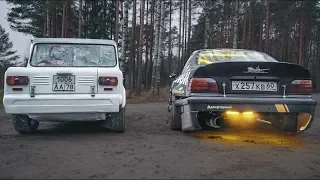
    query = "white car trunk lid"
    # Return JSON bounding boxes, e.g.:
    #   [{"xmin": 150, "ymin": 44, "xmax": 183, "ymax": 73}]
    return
[{"xmin": 30, "ymin": 67, "xmax": 98, "ymax": 94}]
